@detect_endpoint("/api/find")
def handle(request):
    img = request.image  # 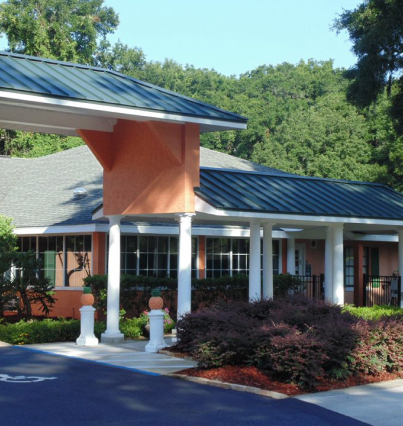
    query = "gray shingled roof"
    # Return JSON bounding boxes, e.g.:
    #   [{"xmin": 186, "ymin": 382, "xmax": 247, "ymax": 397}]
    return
[
  {"xmin": 0, "ymin": 145, "xmax": 279, "ymax": 227},
  {"xmin": 0, "ymin": 52, "xmax": 247, "ymax": 132}
]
